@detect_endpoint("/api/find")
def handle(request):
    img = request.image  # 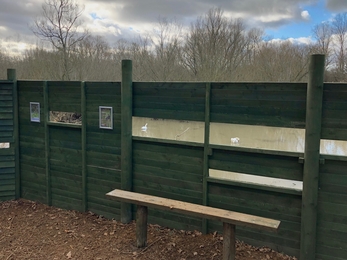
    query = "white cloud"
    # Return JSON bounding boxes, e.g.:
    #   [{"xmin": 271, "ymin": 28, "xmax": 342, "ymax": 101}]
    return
[
  {"xmin": 0, "ymin": 0, "xmax": 320, "ymax": 55},
  {"xmin": 256, "ymin": 14, "xmax": 293, "ymax": 23},
  {"xmin": 301, "ymin": 10, "xmax": 310, "ymax": 20},
  {"xmin": 269, "ymin": 37, "xmax": 313, "ymax": 45},
  {"xmin": 0, "ymin": 40, "xmax": 37, "ymax": 56}
]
